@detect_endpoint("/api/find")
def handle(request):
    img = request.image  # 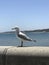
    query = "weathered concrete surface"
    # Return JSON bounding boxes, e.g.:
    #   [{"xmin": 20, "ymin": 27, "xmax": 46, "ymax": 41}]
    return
[
  {"xmin": 0, "ymin": 46, "xmax": 12, "ymax": 65},
  {"xmin": 0, "ymin": 46, "xmax": 49, "ymax": 65}
]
